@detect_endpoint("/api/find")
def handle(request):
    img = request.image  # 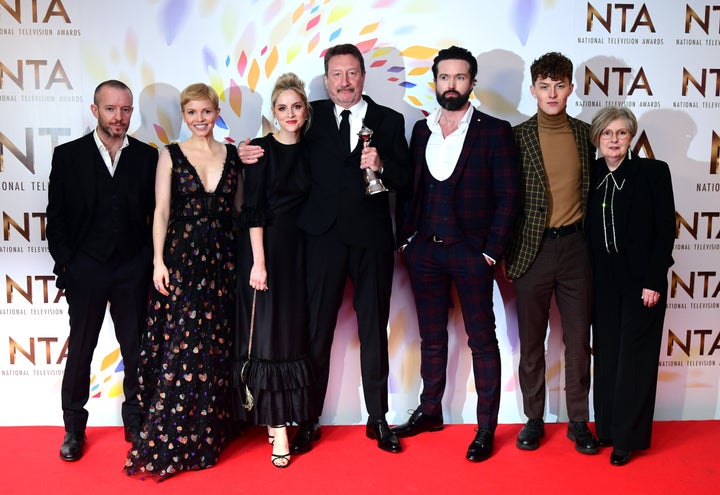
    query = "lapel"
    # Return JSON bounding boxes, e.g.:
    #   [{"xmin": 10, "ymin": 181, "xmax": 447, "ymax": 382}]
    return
[
  {"xmin": 314, "ymin": 100, "xmax": 351, "ymax": 157},
  {"xmin": 76, "ymin": 133, "xmax": 104, "ymax": 209},
  {"xmin": 523, "ymin": 115, "xmax": 548, "ymax": 196},
  {"xmin": 356, "ymin": 96, "xmax": 383, "ymax": 156},
  {"xmin": 411, "ymin": 120, "xmax": 431, "ymax": 197},
  {"xmin": 454, "ymin": 108, "xmax": 482, "ymax": 178}
]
